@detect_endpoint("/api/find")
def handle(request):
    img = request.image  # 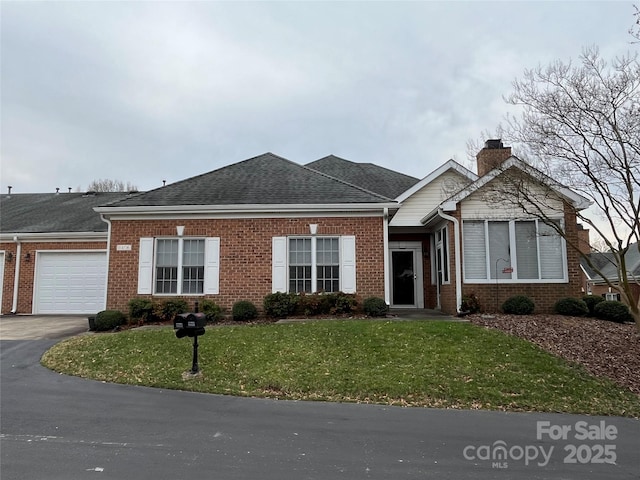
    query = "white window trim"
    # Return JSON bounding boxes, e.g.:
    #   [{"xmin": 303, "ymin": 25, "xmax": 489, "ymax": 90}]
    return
[
  {"xmin": 272, "ymin": 235, "xmax": 356, "ymax": 294},
  {"xmin": 137, "ymin": 237, "xmax": 219, "ymax": 295},
  {"xmin": 463, "ymin": 219, "xmax": 568, "ymax": 284},
  {"xmin": 435, "ymin": 226, "xmax": 451, "ymax": 286}
]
